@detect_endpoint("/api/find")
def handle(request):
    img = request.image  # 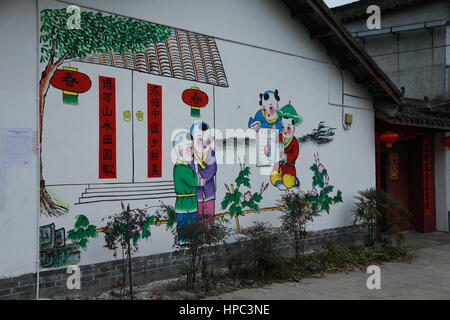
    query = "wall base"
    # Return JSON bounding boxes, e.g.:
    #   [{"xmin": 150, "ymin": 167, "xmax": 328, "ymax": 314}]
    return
[{"xmin": 0, "ymin": 224, "xmax": 366, "ymax": 300}]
